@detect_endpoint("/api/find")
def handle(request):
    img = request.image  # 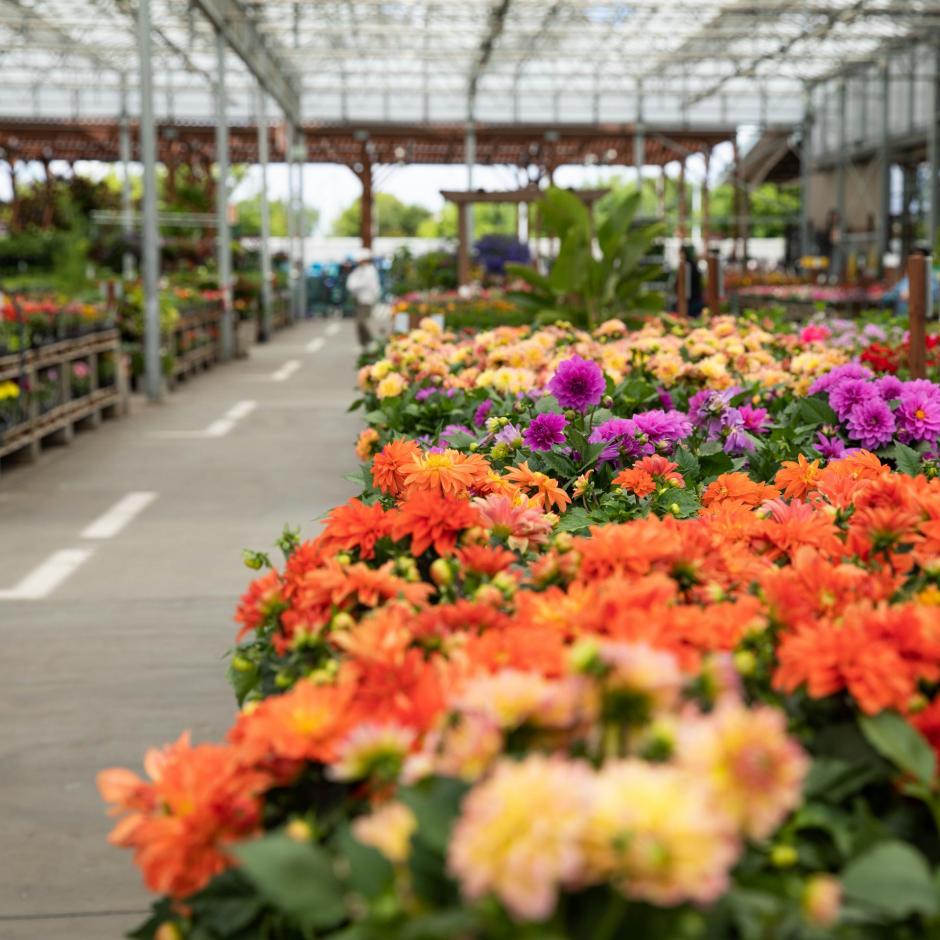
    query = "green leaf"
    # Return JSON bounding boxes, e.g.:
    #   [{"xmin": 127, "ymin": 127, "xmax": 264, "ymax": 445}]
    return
[
  {"xmin": 399, "ymin": 909, "xmax": 482, "ymax": 940},
  {"xmin": 803, "ymin": 757, "xmax": 884, "ymax": 803},
  {"xmin": 798, "ymin": 396, "xmax": 837, "ymax": 427},
  {"xmin": 842, "ymin": 841, "xmax": 940, "ymax": 918},
  {"xmin": 859, "ymin": 710, "xmax": 937, "ymax": 787},
  {"xmin": 399, "ymin": 777, "xmax": 468, "ymax": 855},
  {"xmin": 441, "ymin": 430, "xmax": 475, "ymax": 449},
  {"xmin": 673, "ymin": 445, "xmax": 700, "ymax": 479},
  {"xmin": 535, "ymin": 394, "xmax": 563, "ymax": 414},
  {"xmin": 235, "ymin": 835, "xmax": 346, "ymax": 929},
  {"xmin": 336, "ymin": 825, "xmax": 394, "ymax": 900},
  {"xmin": 893, "ymin": 442, "xmax": 924, "ymax": 477},
  {"xmin": 188, "ymin": 871, "xmax": 264, "ymax": 936},
  {"xmin": 698, "ymin": 440, "xmax": 724, "ymax": 457},
  {"xmin": 556, "ymin": 506, "xmax": 593, "ymax": 533}
]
